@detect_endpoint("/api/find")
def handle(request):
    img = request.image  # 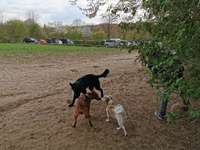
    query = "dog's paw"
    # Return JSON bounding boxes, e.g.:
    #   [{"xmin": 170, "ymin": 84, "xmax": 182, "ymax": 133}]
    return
[
  {"xmin": 105, "ymin": 118, "xmax": 110, "ymax": 122},
  {"xmin": 116, "ymin": 127, "xmax": 121, "ymax": 130},
  {"xmin": 68, "ymin": 104, "xmax": 74, "ymax": 107}
]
